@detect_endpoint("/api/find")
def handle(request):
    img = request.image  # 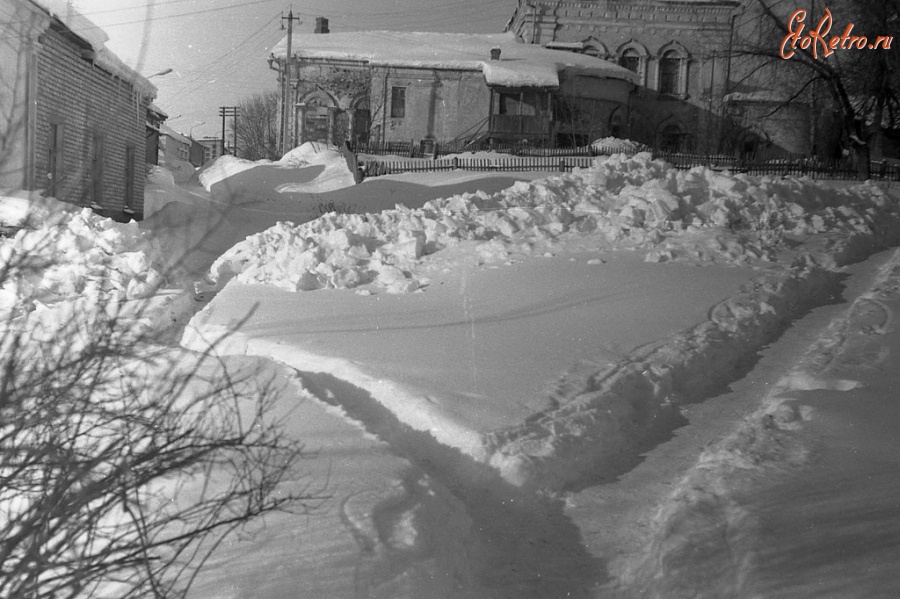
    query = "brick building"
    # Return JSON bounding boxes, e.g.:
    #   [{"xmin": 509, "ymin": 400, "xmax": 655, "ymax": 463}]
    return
[
  {"xmin": 503, "ymin": 0, "xmax": 814, "ymax": 156},
  {"xmin": 269, "ymin": 22, "xmax": 637, "ymax": 150},
  {"xmin": 0, "ymin": 0, "xmax": 156, "ymax": 220}
]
